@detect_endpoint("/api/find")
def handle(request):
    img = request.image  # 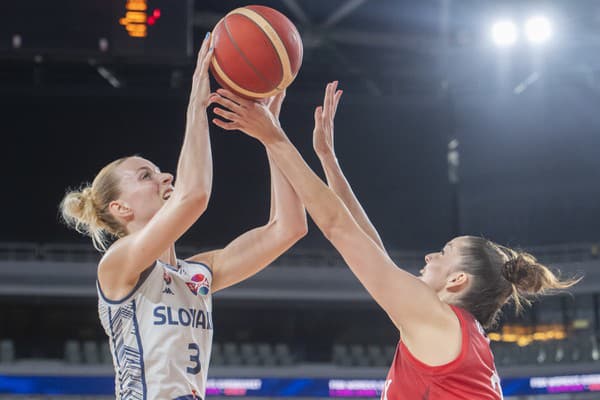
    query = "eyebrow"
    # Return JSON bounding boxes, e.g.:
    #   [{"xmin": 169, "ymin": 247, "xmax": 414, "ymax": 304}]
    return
[{"xmin": 137, "ymin": 166, "xmax": 160, "ymax": 173}]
